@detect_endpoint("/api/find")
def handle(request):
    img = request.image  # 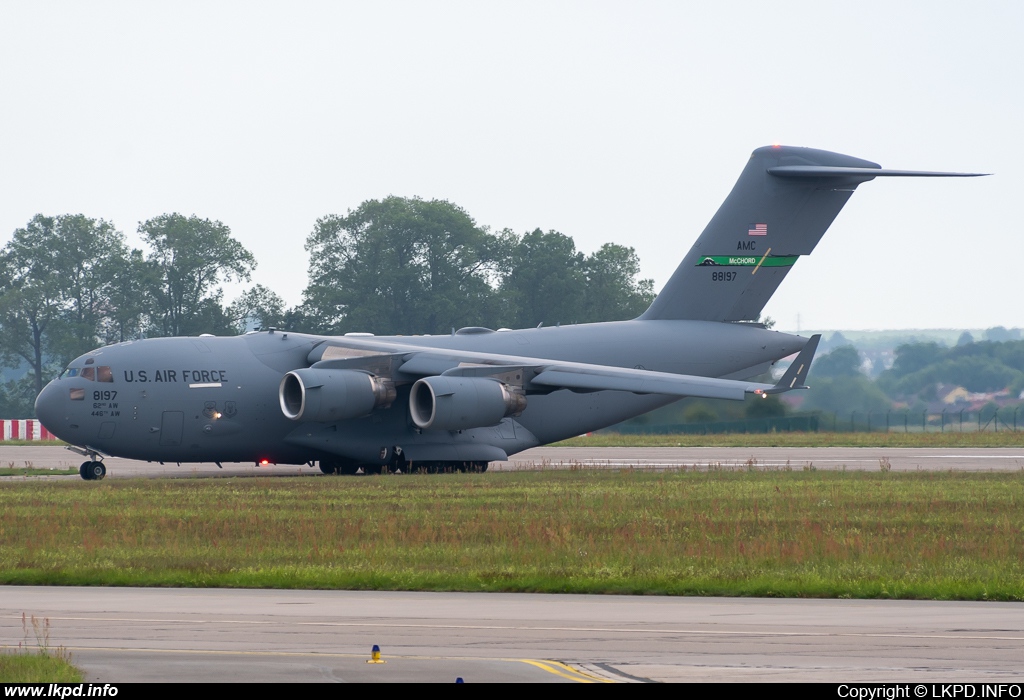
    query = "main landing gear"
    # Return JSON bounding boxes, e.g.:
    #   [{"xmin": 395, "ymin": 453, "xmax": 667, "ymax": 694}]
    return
[
  {"xmin": 414, "ymin": 461, "xmax": 489, "ymax": 474},
  {"xmin": 317, "ymin": 459, "xmax": 489, "ymax": 475},
  {"xmin": 79, "ymin": 461, "xmax": 106, "ymax": 480},
  {"xmin": 319, "ymin": 459, "xmax": 361, "ymax": 475}
]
